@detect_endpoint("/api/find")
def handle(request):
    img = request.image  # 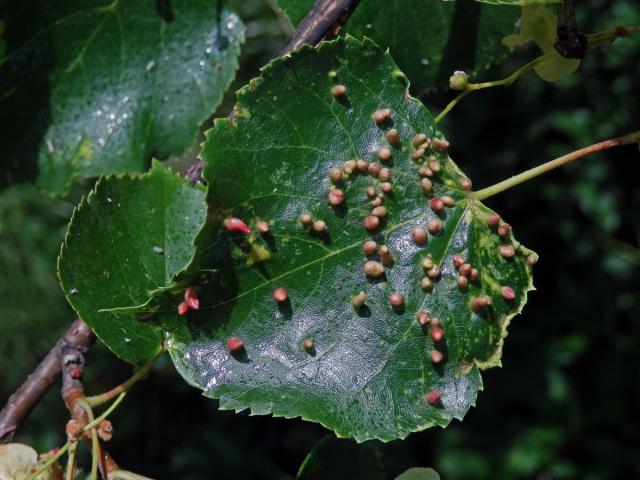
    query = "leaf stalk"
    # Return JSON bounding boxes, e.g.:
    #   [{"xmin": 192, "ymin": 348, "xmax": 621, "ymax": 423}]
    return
[{"xmin": 474, "ymin": 131, "xmax": 640, "ymax": 200}]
